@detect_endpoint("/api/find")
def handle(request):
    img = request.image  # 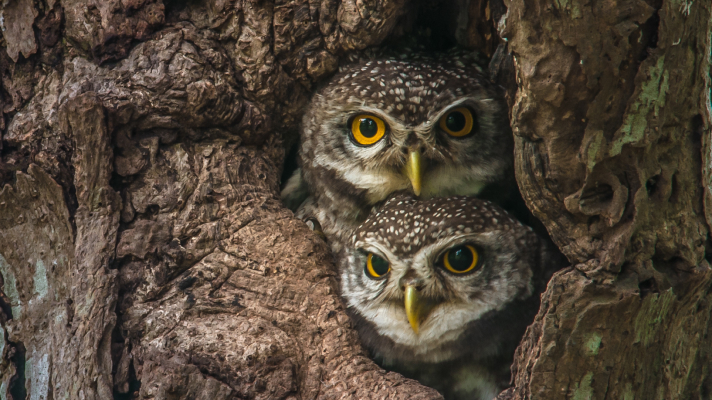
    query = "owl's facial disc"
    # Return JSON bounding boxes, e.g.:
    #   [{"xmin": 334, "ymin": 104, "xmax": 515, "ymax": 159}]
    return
[
  {"xmin": 403, "ymin": 244, "xmax": 480, "ymax": 334},
  {"xmin": 346, "ymin": 111, "xmax": 425, "ymax": 196},
  {"xmin": 343, "ymin": 102, "xmax": 487, "ymax": 201}
]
